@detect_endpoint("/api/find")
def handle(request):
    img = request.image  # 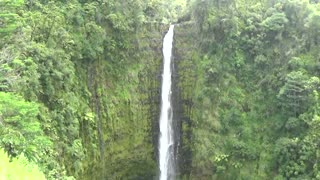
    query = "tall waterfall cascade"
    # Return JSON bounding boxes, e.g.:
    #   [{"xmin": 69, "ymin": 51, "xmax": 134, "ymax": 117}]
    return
[{"xmin": 159, "ymin": 25, "xmax": 175, "ymax": 180}]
